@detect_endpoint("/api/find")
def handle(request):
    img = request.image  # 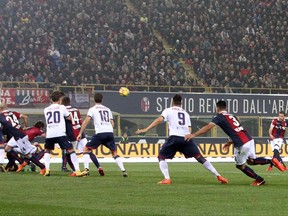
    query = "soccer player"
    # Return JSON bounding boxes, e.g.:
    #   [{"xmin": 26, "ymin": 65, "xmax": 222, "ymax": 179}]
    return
[
  {"xmin": 0, "ymin": 114, "xmax": 45, "ymax": 174},
  {"xmin": 185, "ymin": 100, "xmax": 285, "ymax": 186},
  {"xmin": 136, "ymin": 94, "xmax": 228, "ymax": 185},
  {"xmin": 43, "ymin": 91, "xmax": 83, "ymax": 177},
  {"xmin": 267, "ymin": 111, "xmax": 288, "ymax": 171},
  {"xmin": 61, "ymin": 96, "xmax": 104, "ymax": 176},
  {"xmin": 0, "ymin": 103, "xmax": 28, "ymax": 171},
  {"xmin": 77, "ymin": 93, "xmax": 127, "ymax": 177}
]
